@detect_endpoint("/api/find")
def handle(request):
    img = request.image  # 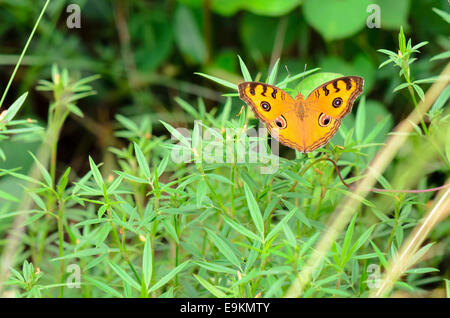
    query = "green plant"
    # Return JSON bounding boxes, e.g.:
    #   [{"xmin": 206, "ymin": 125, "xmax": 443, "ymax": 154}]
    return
[{"xmin": 0, "ymin": 0, "xmax": 448, "ymax": 299}]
